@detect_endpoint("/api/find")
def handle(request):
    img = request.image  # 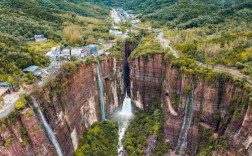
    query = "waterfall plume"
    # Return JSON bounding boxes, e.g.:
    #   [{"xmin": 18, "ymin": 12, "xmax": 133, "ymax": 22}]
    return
[
  {"xmin": 31, "ymin": 97, "xmax": 63, "ymax": 156},
  {"xmin": 117, "ymin": 93, "xmax": 133, "ymax": 156},
  {"xmin": 95, "ymin": 56, "xmax": 106, "ymax": 121}
]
